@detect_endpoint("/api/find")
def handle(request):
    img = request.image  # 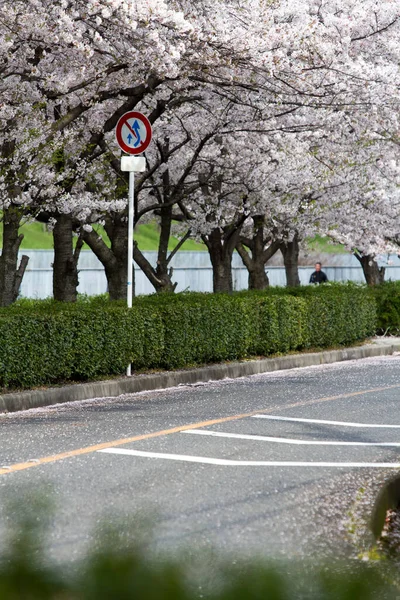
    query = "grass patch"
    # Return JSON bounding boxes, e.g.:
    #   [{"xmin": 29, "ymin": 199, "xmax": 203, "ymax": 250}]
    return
[
  {"xmin": 9, "ymin": 220, "xmax": 206, "ymax": 251},
  {"xmin": 8, "ymin": 221, "xmax": 344, "ymax": 254},
  {"xmin": 306, "ymin": 235, "xmax": 347, "ymax": 254}
]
